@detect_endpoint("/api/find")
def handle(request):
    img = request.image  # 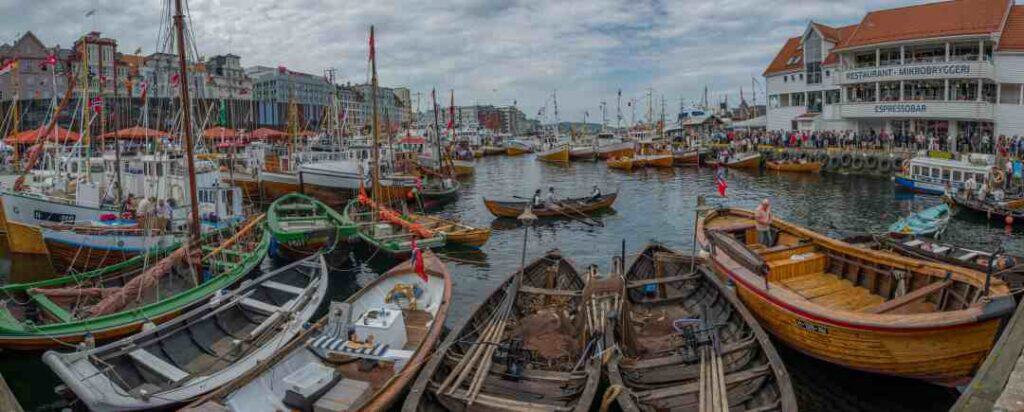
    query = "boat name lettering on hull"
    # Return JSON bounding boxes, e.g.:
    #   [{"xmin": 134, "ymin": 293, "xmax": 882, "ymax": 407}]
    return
[
  {"xmin": 796, "ymin": 319, "xmax": 829, "ymax": 335},
  {"xmin": 33, "ymin": 210, "xmax": 76, "ymax": 224}
]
